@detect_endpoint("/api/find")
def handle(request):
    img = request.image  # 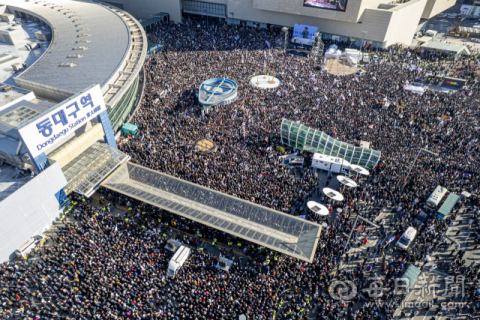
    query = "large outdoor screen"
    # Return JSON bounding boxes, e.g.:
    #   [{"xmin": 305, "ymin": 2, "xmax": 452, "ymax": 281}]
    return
[
  {"xmin": 304, "ymin": 0, "xmax": 348, "ymax": 12},
  {"xmin": 293, "ymin": 24, "xmax": 318, "ymax": 40}
]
